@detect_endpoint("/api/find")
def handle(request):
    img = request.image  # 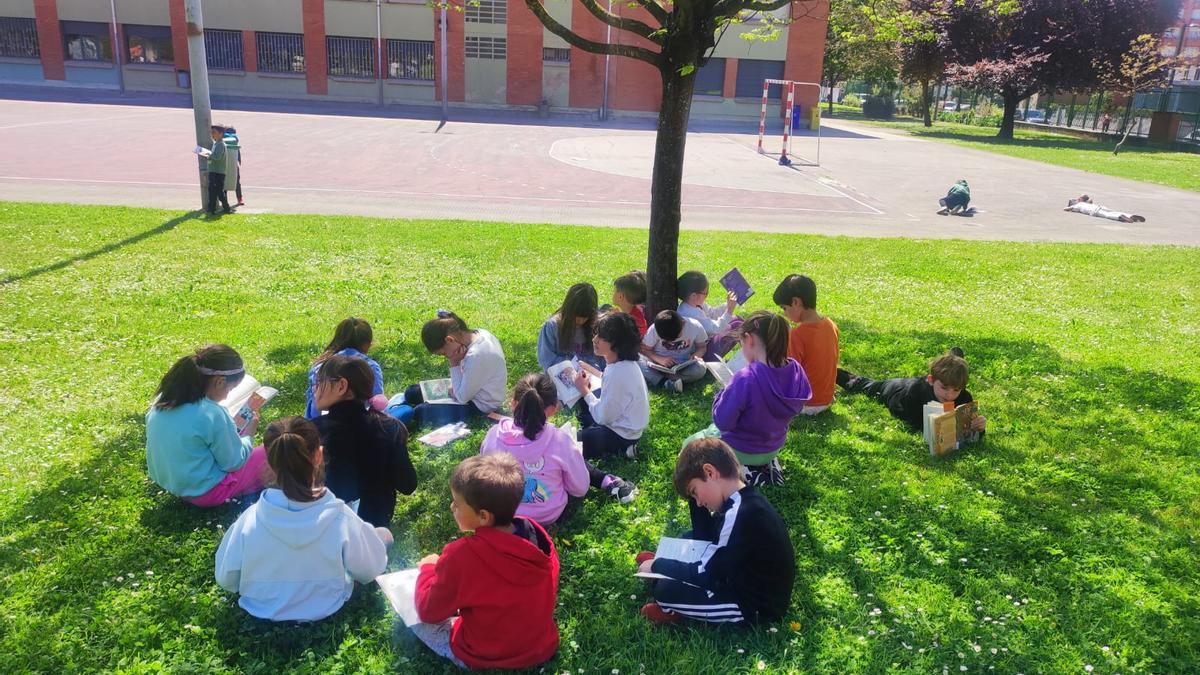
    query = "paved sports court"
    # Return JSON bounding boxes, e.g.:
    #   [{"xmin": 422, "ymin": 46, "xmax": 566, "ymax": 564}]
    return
[{"xmin": 1, "ymin": 94, "xmax": 1197, "ymax": 245}]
